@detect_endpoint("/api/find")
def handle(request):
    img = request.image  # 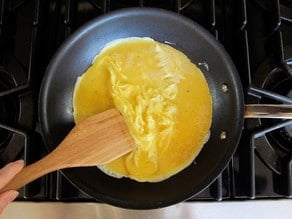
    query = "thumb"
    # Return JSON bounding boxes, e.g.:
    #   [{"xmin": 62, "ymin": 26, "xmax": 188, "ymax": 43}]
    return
[{"xmin": 0, "ymin": 190, "xmax": 18, "ymax": 215}]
